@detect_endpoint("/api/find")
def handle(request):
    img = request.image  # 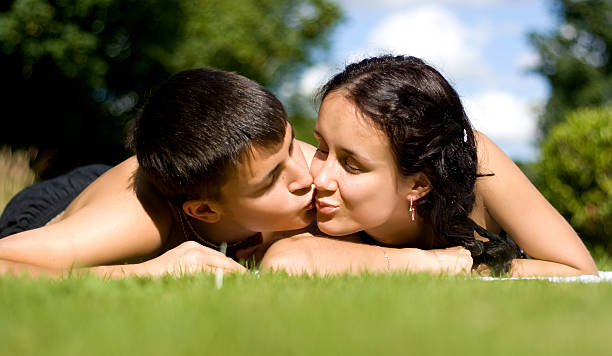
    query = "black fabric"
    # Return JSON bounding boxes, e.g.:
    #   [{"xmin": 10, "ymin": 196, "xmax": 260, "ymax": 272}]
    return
[
  {"xmin": 0, "ymin": 164, "xmax": 111, "ymax": 238},
  {"xmin": 358, "ymin": 221, "xmax": 528, "ymax": 259}
]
